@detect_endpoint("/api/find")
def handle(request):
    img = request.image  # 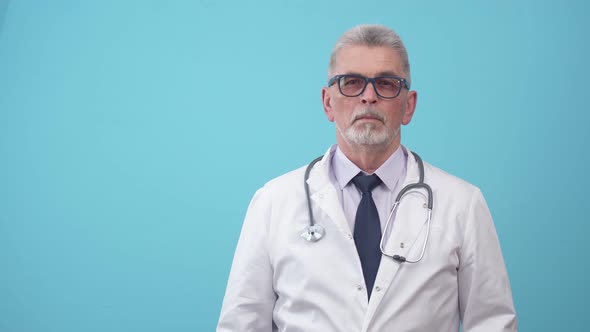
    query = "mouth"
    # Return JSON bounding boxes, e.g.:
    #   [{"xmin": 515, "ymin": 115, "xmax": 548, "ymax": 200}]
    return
[
  {"xmin": 350, "ymin": 108, "xmax": 386, "ymax": 125},
  {"xmin": 354, "ymin": 115, "xmax": 383, "ymax": 123}
]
